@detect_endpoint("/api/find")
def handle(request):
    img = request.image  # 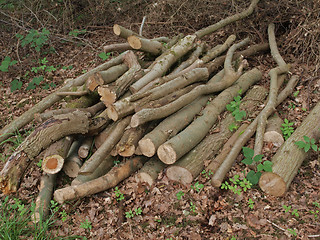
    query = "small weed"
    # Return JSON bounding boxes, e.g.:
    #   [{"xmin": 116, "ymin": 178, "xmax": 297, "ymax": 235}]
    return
[
  {"xmin": 287, "ymin": 228, "xmax": 297, "ymax": 237},
  {"xmin": 36, "ymin": 159, "xmax": 43, "ymax": 168},
  {"xmin": 189, "ymin": 201, "xmax": 197, "ymax": 213},
  {"xmin": 10, "ymin": 79, "xmax": 23, "ymax": 92},
  {"xmin": 283, "ymin": 205, "xmax": 292, "ymax": 213},
  {"xmin": 291, "ymin": 209, "xmax": 299, "ymax": 217},
  {"xmin": 201, "ymin": 169, "xmax": 213, "ymax": 179},
  {"xmin": 310, "ymin": 202, "xmax": 319, "ymax": 219},
  {"xmin": 60, "ymin": 210, "xmax": 68, "ymax": 222},
  {"xmin": 226, "ymin": 94, "xmax": 246, "ymax": 122},
  {"xmin": 280, "ymin": 119, "xmax": 294, "ymax": 140},
  {"xmin": 295, "ymin": 136, "xmax": 318, "ymax": 152},
  {"xmin": 176, "ymin": 191, "xmax": 185, "ymax": 200},
  {"xmin": 221, "ymin": 175, "xmax": 252, "ymax": 195},
  {"xmin": 293, "ymin": 90, "xmax": 299, "ymax": 97},
  {"xmin": 113, "ymin": 160, "xmax": 121, "ymax": 166},
  {"xmin": 69, "ymin": 29, "xmax": 87, "ymax": 37},
  {"xmin": 79, "ymin": 219, "xmax": 92, "ymax": 230},
  {"xmin": 135, "ymin": 207, "xmax": 142, "ymax": 216},
  {"xmin": 16, "ymin": 28, "xmax": 50, "ymax": 52},
  {"xmin": 248, "ymin": 198, "xmax": 255, "ymax": 209},
  {"xmin": 126, "ymin": 207, "xmax": 143, "ymax": 219},
  {"xmin": 154, "ymin": 216, "xmax": 162, "ymax": 223},
  {"xmin": 288, "ymin": 102, "xmax": 296, "ymax": 109},
  {"xmin": 283, "ymin": 205, "xmax": 299, "ymax": 217},
  {"xmin": 98, "ymin": 52, "xmax": 111, "ymax": 61},
  {"xmin": 228, "ymin": 122, "xmax": 239, "ymax": 132},
  {"xmin": 0, "ymin": 56, "xmax": 17, "ymax": 72},
  {"xmin": 114, "ymin": 187, "xmax": 124, "ymax": 201},
  {"xmin": 191, "ymin": 181, "xmax": 204, "ymax": 193}
]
